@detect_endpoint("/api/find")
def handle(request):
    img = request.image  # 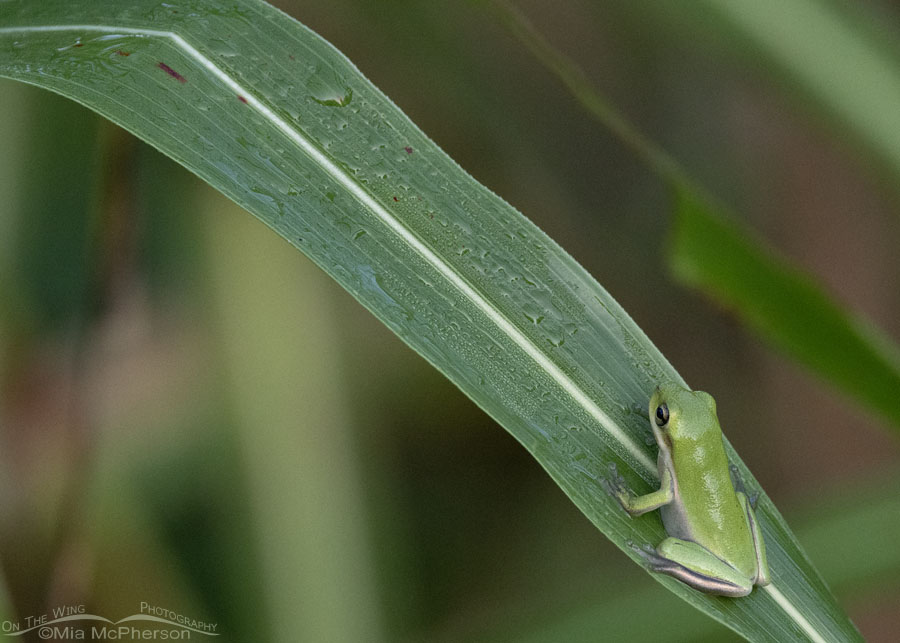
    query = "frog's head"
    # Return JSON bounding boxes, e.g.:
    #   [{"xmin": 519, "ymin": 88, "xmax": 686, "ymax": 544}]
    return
[{"xmin": 649, "ymin": 383, "xmax": 718, "ymax": 444}]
